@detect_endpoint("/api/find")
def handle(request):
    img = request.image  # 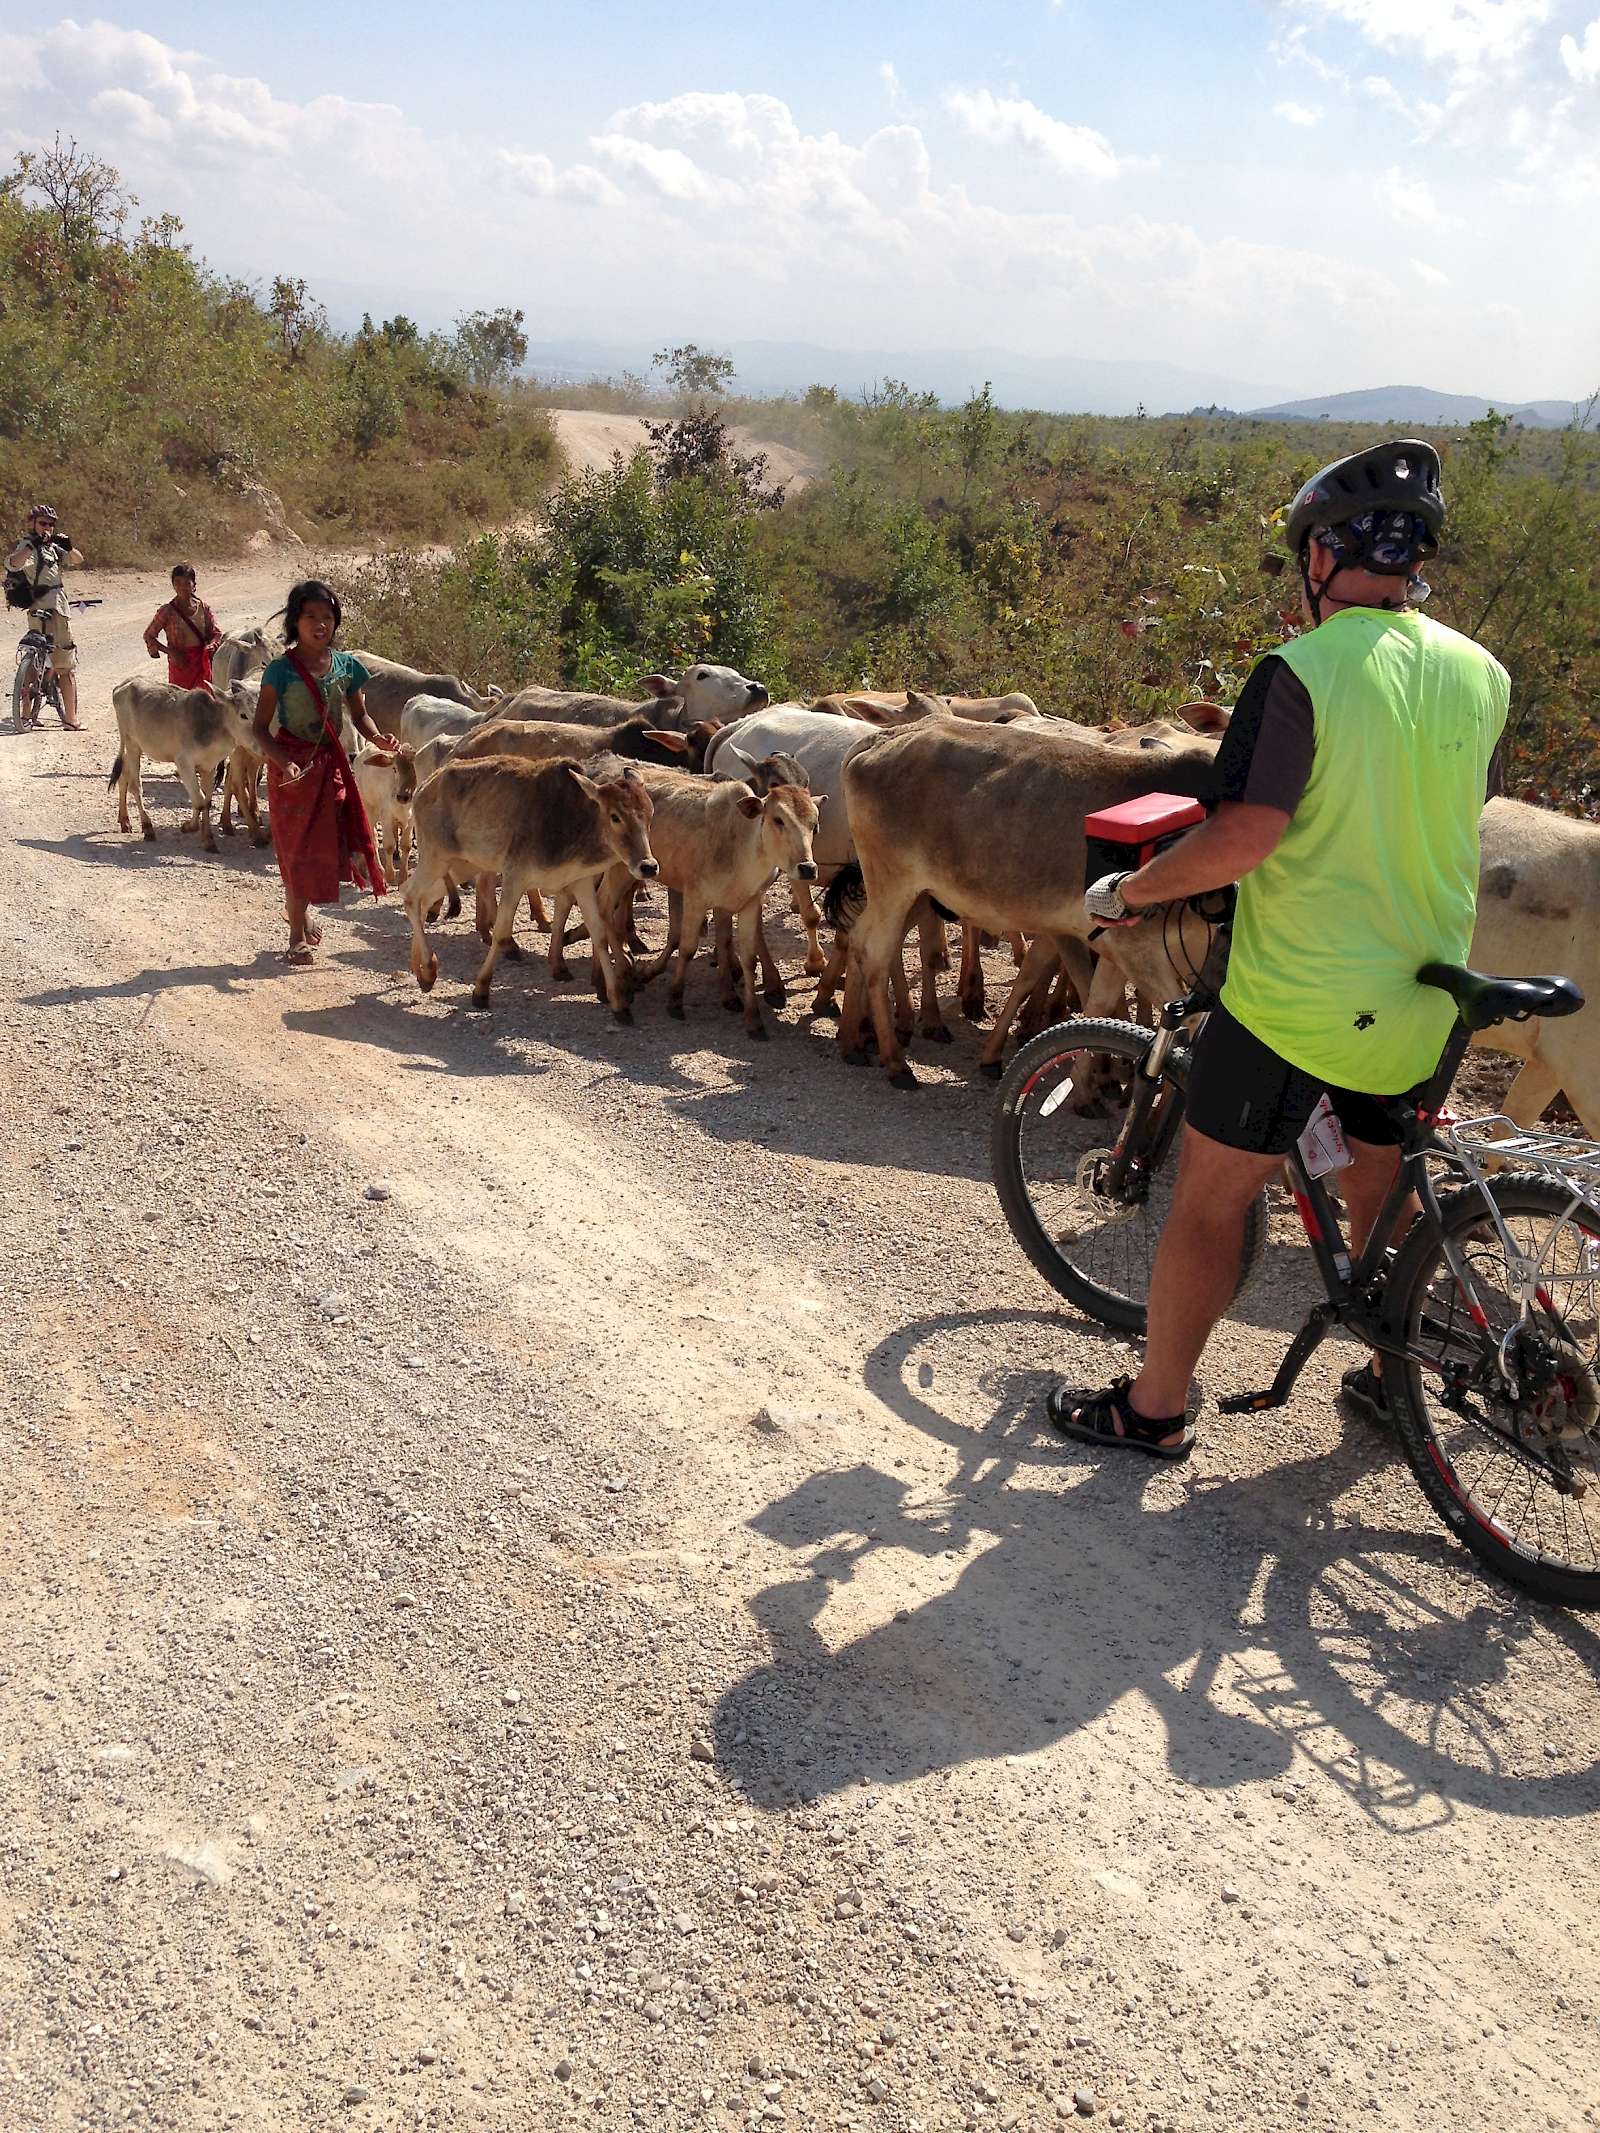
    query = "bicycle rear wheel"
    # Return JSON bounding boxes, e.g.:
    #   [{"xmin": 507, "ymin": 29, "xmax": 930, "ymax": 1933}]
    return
[
  {"xmin": 1387, "ymin": 1172, "xmax": 1600, "ymax": 1607},
  {"xmin": 991, "ymin": 1016, "xmax": 1266, "ymax": 1334}
]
